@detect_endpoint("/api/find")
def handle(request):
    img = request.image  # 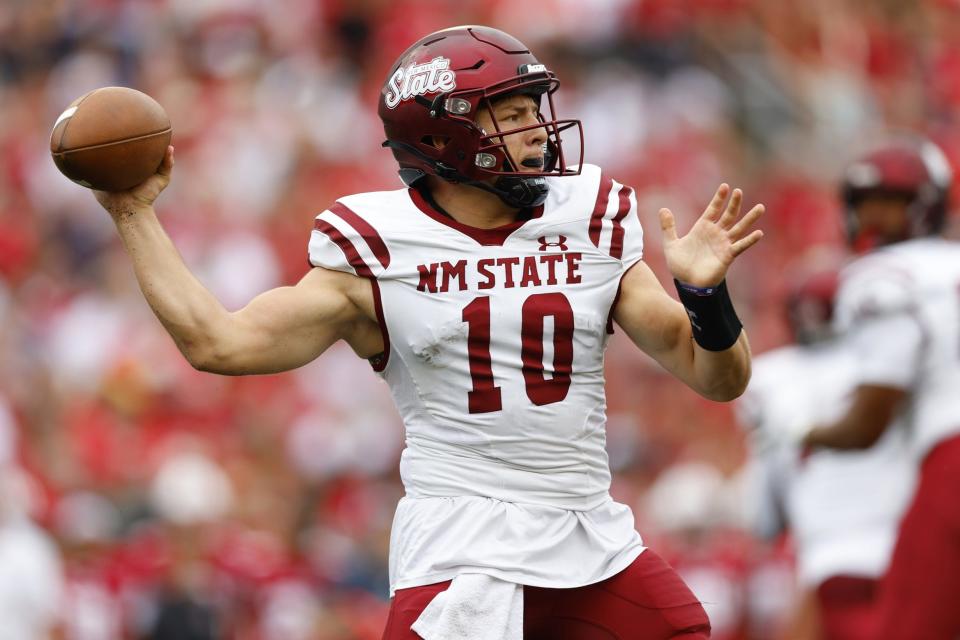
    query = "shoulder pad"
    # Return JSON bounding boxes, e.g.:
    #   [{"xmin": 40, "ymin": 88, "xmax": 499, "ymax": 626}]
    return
[{"xmin": 834, "ymin": 254, "xmax": 917, "ymax": 332}]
